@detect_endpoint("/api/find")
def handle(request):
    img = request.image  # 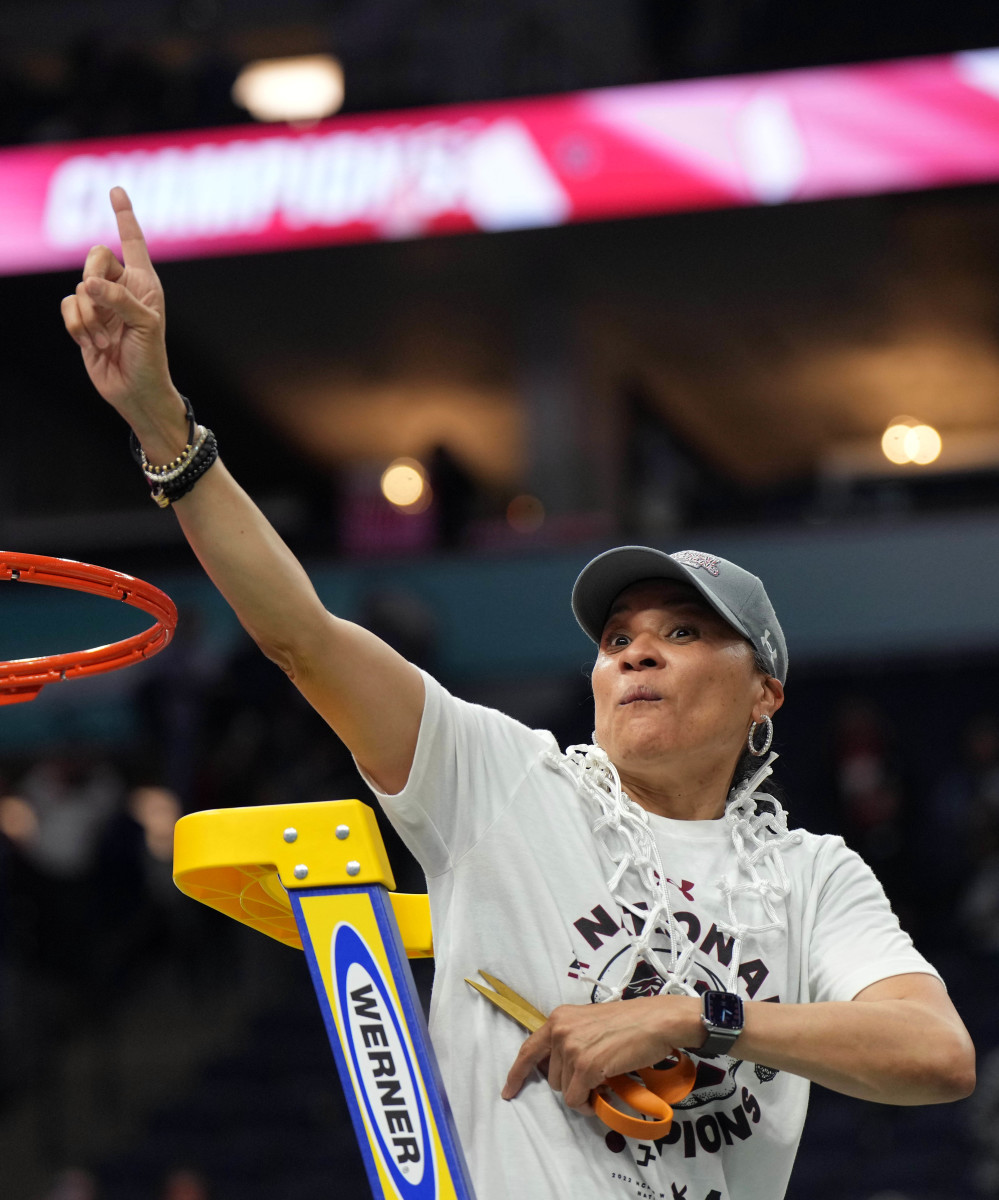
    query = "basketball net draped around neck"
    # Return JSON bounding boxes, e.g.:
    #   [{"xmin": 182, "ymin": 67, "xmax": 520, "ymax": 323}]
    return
[{"xmin": 544, "ymin": 742, "xmax": 802, "ymax": 1002}]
